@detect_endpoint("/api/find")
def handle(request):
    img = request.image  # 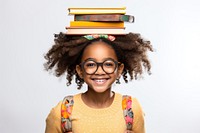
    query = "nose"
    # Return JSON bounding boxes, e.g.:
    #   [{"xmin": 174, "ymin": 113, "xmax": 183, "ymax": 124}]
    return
[{"xmin": 95, "ymin": 65, "xmax": 105, "ymax": 75}]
